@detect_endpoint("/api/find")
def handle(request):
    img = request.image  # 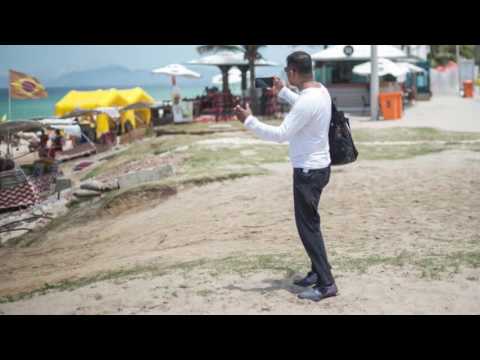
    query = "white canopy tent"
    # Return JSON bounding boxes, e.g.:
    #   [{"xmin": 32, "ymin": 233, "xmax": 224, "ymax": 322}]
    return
[
  {"xmin": 188, "ymin": 51, "xmax": 278, "ymax": 93},
  {"xmin": 396, "ymin": 62, "xmax": 426, "ymax": 74},
  {"xmin": 353, "ymin": 58, "xmax": 408, "ymax": 78},
  {"xmin": 188, "ymin": 51, "xmax": 278, "ymax": 67},
  {"xmin": 38, "ymin": 118, "xmax": 78, "ymax": 126},
  {"xmin": 312, "ymin": 45, "xmax": 408, "ymax": 62},
  {"xmin": 212, "ymin": 68, "xmax": 250, "ymax": 86},
  {"xmin": 48, "ymin": 125, "xmax": 82, "ymax": 138},
  {"xmin": 38, "ymin": 118, "xmax": 87, "ymax": 138}
]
